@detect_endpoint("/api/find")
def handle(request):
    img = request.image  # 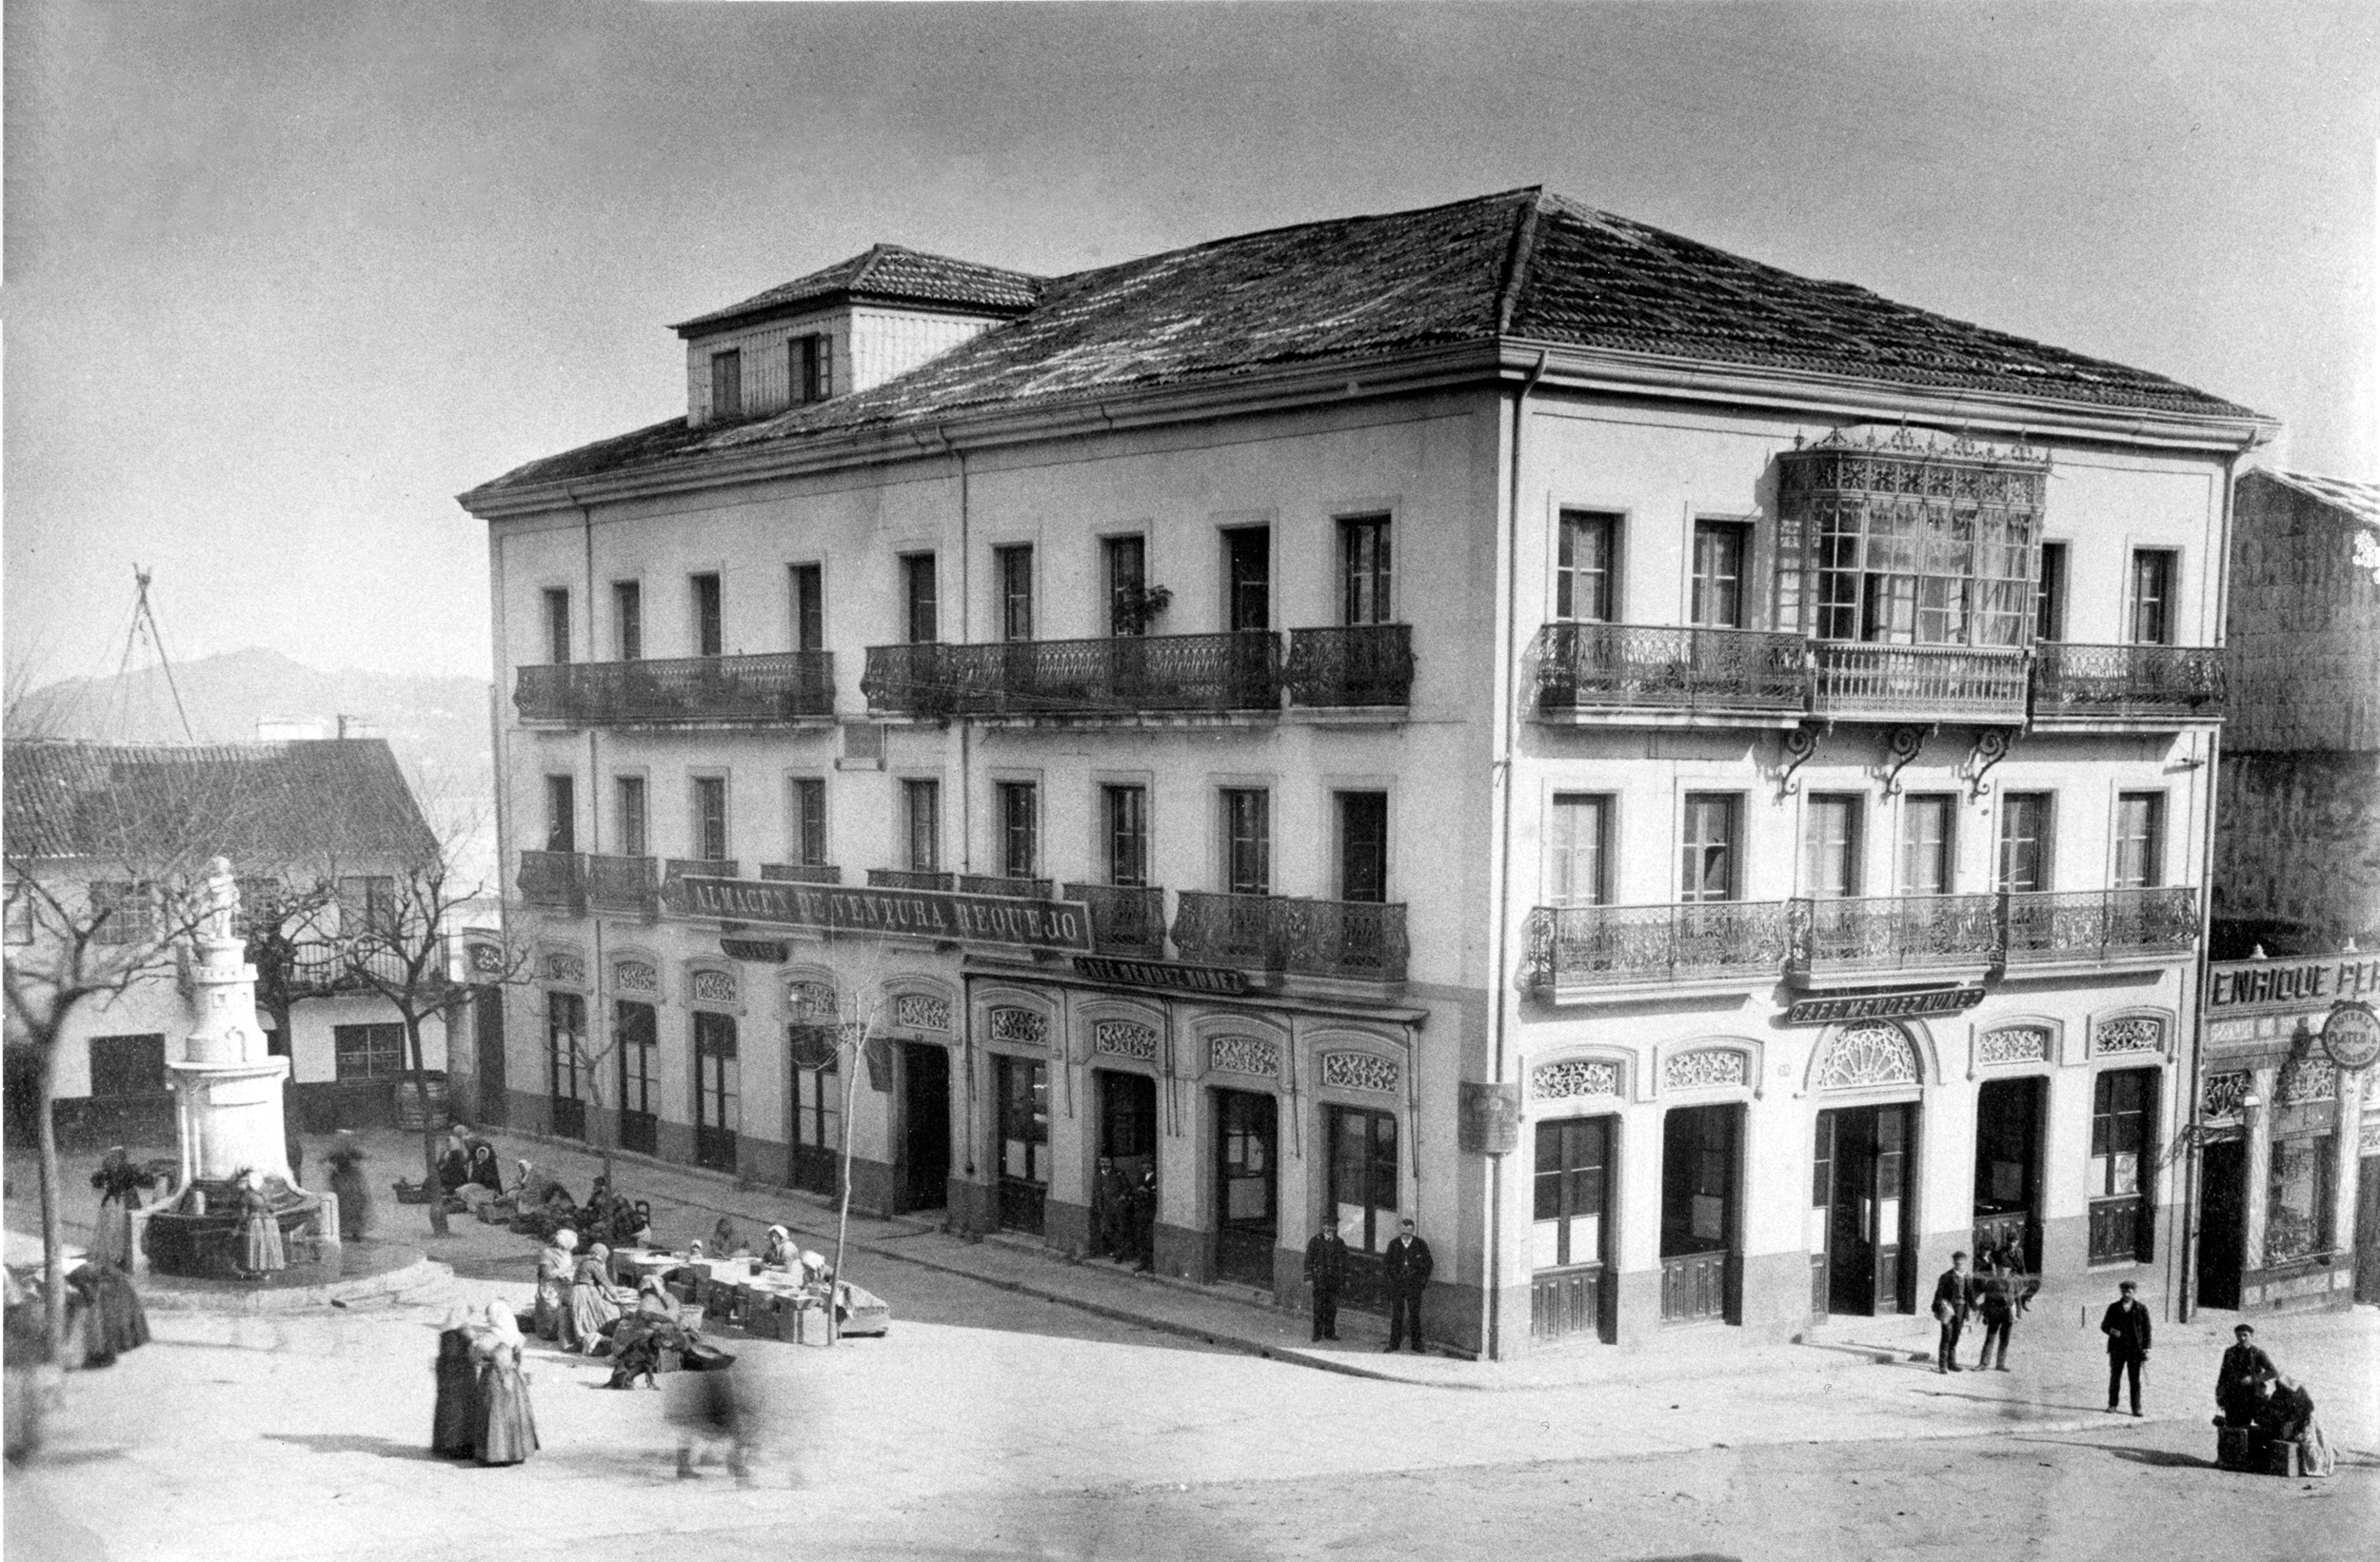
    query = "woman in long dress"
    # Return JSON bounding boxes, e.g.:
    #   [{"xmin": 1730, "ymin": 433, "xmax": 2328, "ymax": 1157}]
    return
[
  {"xmin": 2267, "ymin": 1376, "xmax": 2336, "ymax": 1477},
  {"xmin": 325, "ymin": 1133, "xmax": 370, "ymax": 1242},
  {"xmin": 236, "ymin": 1170, "xmax": 286, "ymax": 1278},
  {"xmin": 67, "ymin": 1262, "xmax": 150, "ymax": 1368},
  {"xmin": 471, "ymin": 1301, "xmax": 539, "ymax": 1467},
  {"xmin": 430, "ymin": 1316, "xmax": 480, "ymax": 1456},
  {"xmin": 568, "ymin": 1242, "xmax": 622, "ymax": 1354},
  {"xmin": 534, "ymin": 1230, "xmax": 577, "ymax": 1342},
  {"xmin": 89, "ymin": 1147, "xmax": 156, "ymax": 1272}
]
